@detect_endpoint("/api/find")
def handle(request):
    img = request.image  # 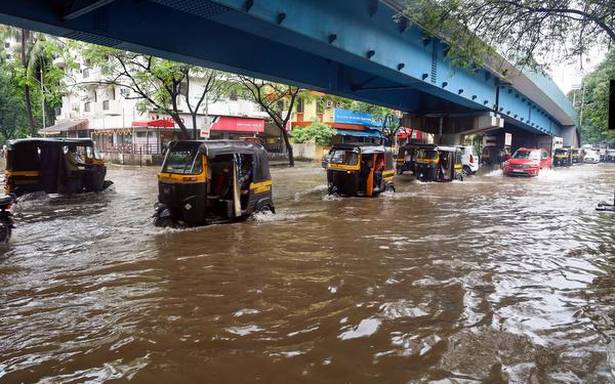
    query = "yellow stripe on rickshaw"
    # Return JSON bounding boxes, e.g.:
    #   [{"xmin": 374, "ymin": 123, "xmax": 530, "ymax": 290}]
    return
[
  {"xmin": 250, "ymin": 180, "xmax": 272, "ymax": 193},
  {"xmin": 158, "ymin": 172, "xmax": 206, "ymax": 183},
  {"xmin": 382, "ymin": 170, "xmax": 395, "ymax": 177},
  {"xmin": 4, "ymin": 171, "xmax": 40, "ymax": 177}
]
